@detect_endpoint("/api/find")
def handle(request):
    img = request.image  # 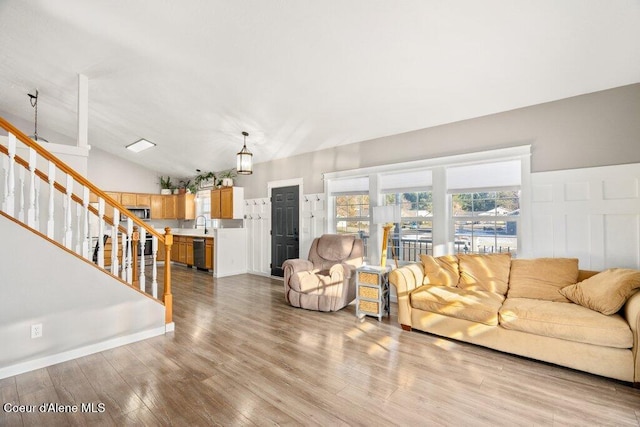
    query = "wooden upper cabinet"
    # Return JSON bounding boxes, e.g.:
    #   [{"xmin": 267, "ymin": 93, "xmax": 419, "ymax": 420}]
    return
[
  {"xmin": 211, "ymin": 187, "xmax": 244, "ymax": 219},
  {"xmin": 211, "ymin": 189, "xmax": 222, "ymax": 219},
  {"xmin": 151, "ymin": 195, "xmax": 163, "ymax": 219},
  {"xmin": 121, "ymin": 193, "xmax": 137, "ymax": 206},
  {"xmin": 121, "ymin": 192, "xmax": 151, "ymax": 207},
  {"xmin": 177, "ymin": 194, "xmax": 195, "ymax": 220},
  {"xmin": 104, "ymin": 192, "xmax": 121, "ymax": 221},
  {"xmin": 136, "ymin": 193, "xmax": 151, "ymax": 207},
  {"xmin": 163, "ymin": 195, "xmax": 177, "ymax": 219}
]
